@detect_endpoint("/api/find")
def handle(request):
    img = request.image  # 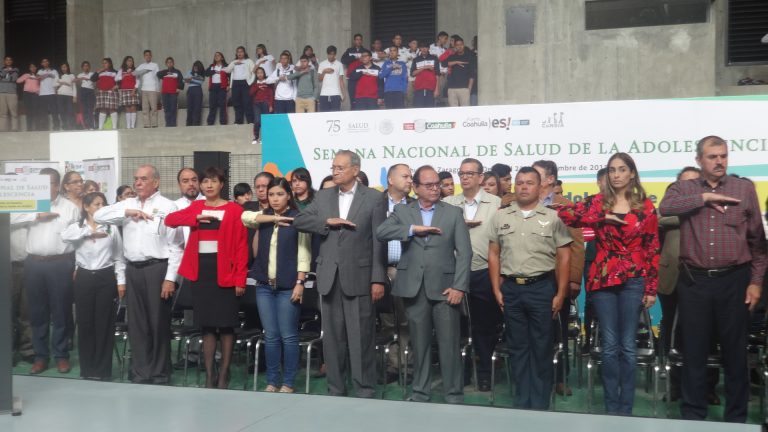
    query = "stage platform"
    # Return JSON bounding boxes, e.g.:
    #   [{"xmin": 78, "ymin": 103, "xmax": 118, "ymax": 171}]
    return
[{"xmin": 0, "ymin": 375, "xmax": 759, "ymax": 432}]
